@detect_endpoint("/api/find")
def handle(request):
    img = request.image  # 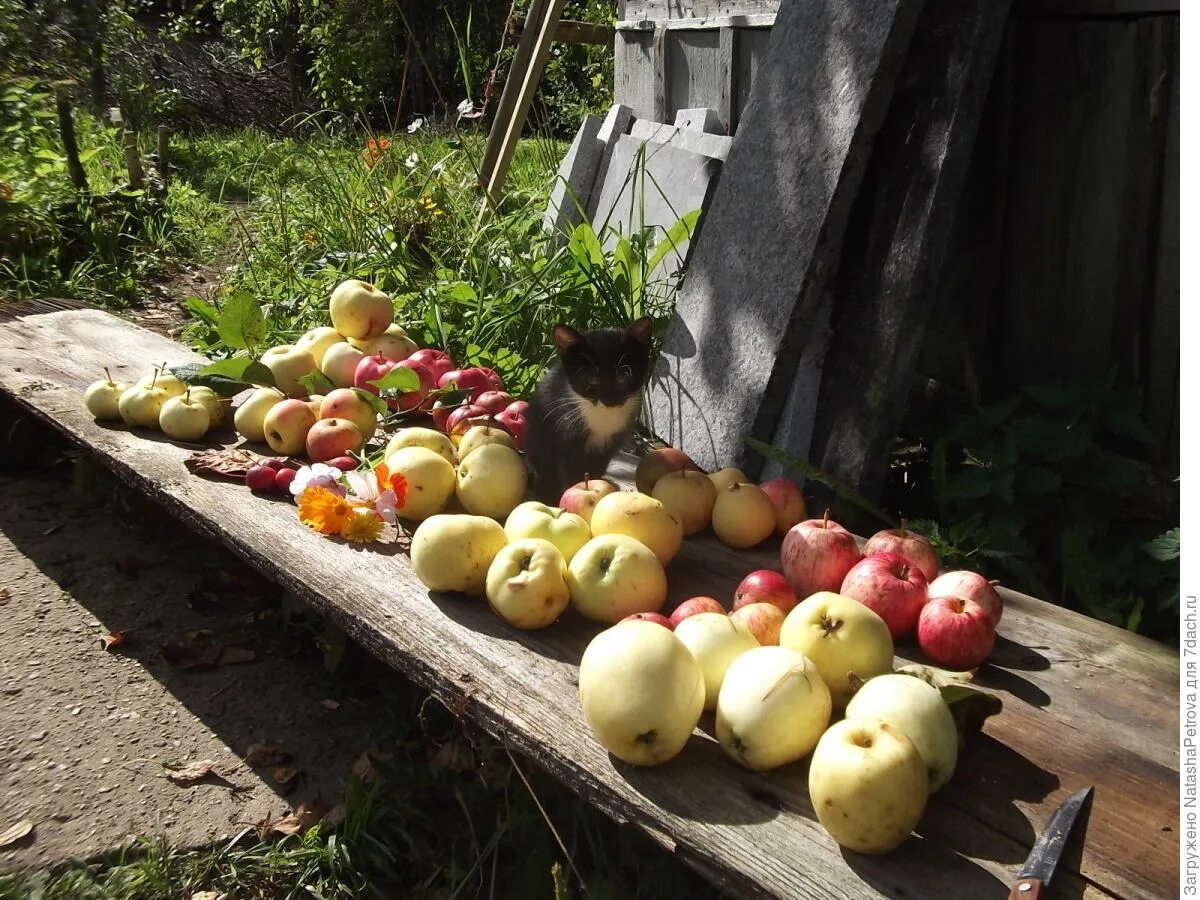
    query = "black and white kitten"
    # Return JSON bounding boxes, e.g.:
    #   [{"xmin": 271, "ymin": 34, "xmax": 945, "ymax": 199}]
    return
[{"xmin": 525, "ymin": 318, "xmax": 653, "ymax": 503}]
